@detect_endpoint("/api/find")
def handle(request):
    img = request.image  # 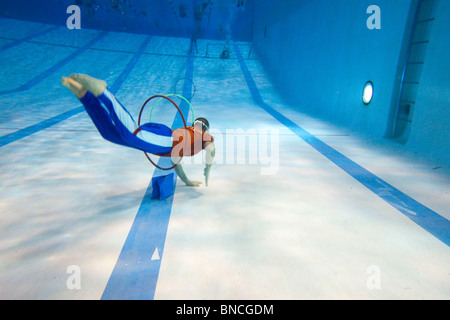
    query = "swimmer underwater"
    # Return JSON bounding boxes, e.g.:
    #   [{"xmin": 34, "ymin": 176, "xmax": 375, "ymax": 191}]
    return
[{"xmin": 62, "ymin": 74, "xmax": 215, "ymax": 187}]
